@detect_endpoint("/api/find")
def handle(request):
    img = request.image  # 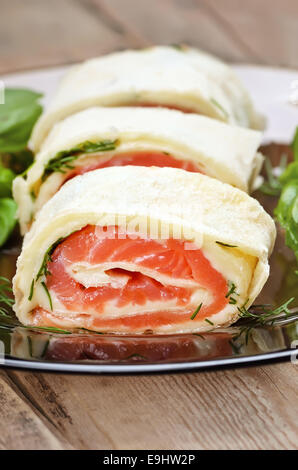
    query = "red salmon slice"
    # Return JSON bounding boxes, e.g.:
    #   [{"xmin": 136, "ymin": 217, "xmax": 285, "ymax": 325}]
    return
[
  {"xmin": 33, "ymin": 226, "xmax": 228, "ymax": 332},
  {"xmin": 65, "ymin": 151, "xmax": 201, "ymax": 183}
]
